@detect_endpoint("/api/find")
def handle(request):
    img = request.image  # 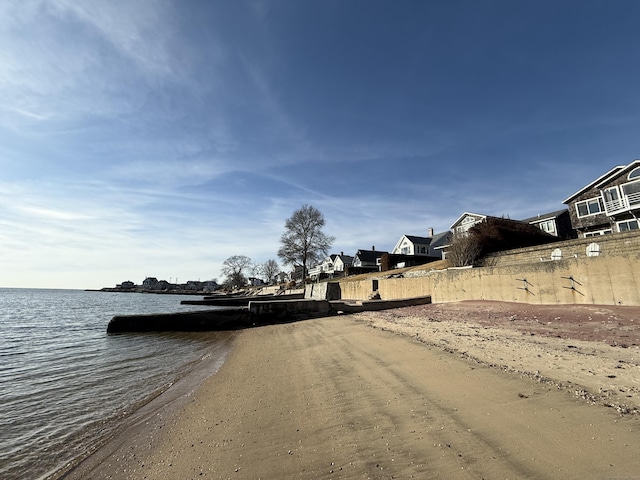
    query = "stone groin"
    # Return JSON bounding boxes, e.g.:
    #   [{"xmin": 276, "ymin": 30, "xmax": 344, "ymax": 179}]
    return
[
  {"xmin": 106, "ymin": 296, "xmax": 431, "ymax": 333},
  {"xmin": 106, "ymin": 308, "xmax": 250, "ymax": 333},
  {"xmin": 180, "ymin": 292, "xmax": 304, "ymax": 307}
]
